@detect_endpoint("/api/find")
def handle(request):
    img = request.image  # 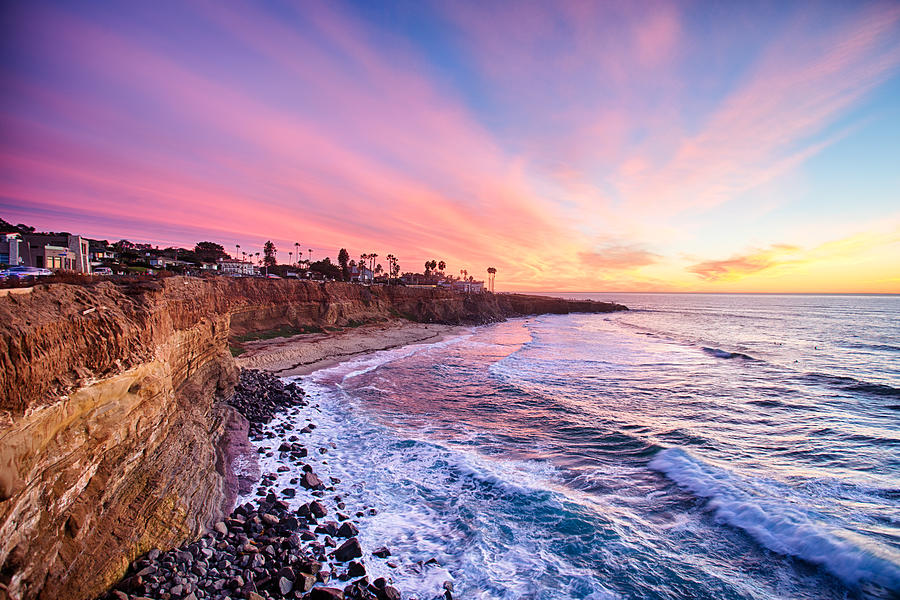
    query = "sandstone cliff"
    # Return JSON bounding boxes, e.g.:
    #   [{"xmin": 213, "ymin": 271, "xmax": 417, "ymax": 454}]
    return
[{"xmin": 0, "ymin": 277, "xmax": 624, "ymax": 600}]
